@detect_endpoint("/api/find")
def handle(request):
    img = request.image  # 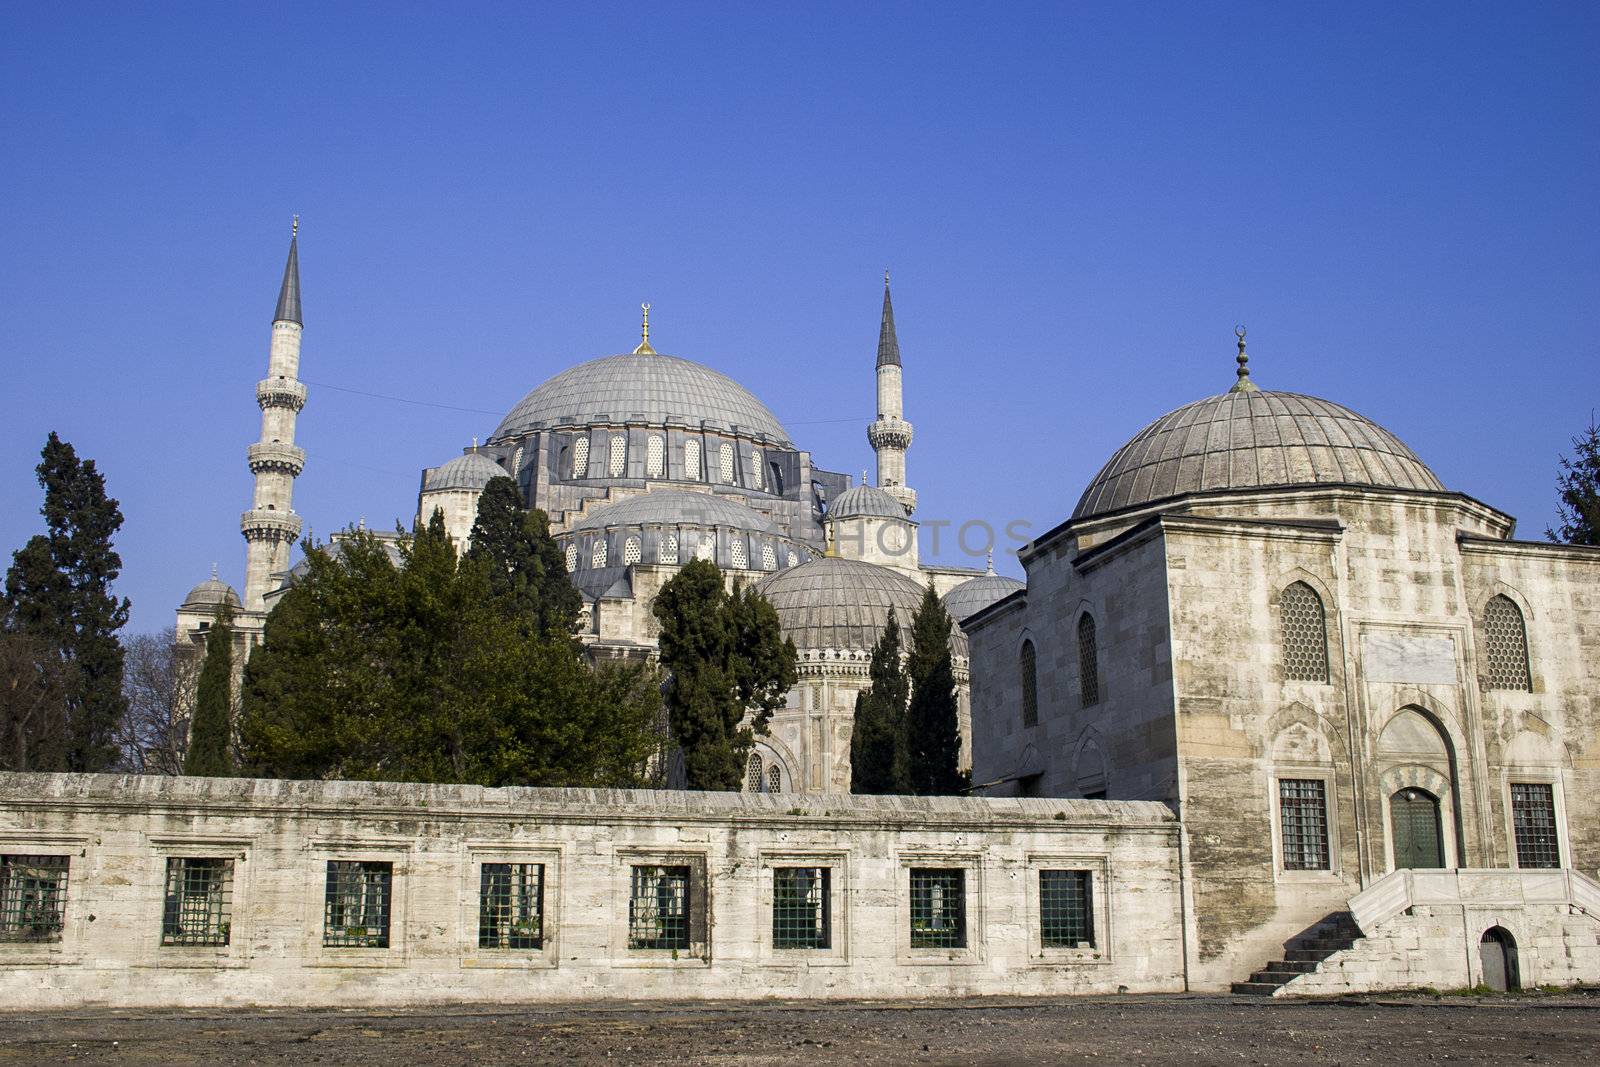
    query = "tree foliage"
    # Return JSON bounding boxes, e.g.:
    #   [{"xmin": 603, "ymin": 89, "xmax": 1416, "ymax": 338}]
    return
[
  {"xmin": 1548, "ymin": 417, "xmax": 1600, "ymax": 547},
  {"xmin": 2, "ymin": 432, "xmax": 129, "ymax": 771},
  {"xmin": 905, "ymin": 585, "xmax": 966, "ymax": 796},
  {"xmin": 465, "ymin": 476, "xmax": 581, "ymax": 636},
  {"xmin": 0, "ymin": 631, "xmax": 69, "ymax": 771},
  {"xmin": 850, "ymin": 609, "xmax": 909, "ymax": 794},
  {"xmin": 117, "ymin": 628, "xmax": 193, "ymax": 775},
  {"xmin": 238, "ymin": 513, "xmax": 660, "ymax": 786},
  {"xmin": 183, "ymin": 609, "xmax": 235, "ymax": 777},
  {"xmin": 652, "ymin": 559, "xmax": 797, "ymax": 791}
]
